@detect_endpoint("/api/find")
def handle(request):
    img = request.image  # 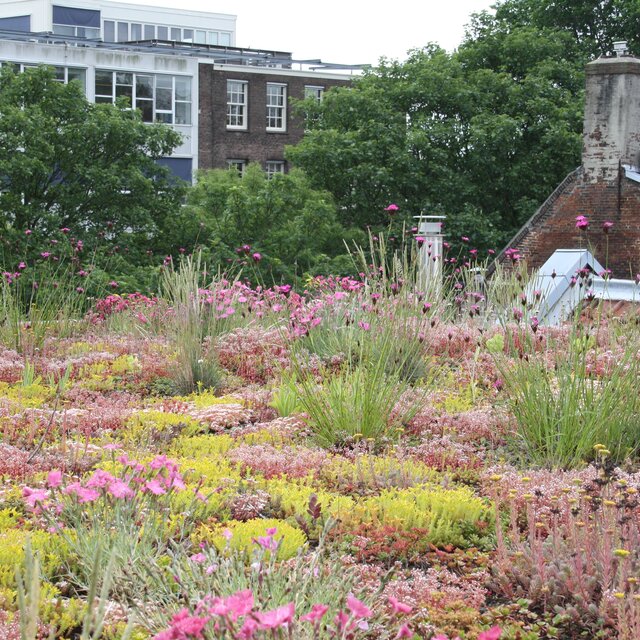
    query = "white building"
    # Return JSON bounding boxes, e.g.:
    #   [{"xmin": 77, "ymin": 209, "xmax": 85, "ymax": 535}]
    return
[{"xmin": 0, "ymin": 0, "xmax": 236, "ymax": 46}]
